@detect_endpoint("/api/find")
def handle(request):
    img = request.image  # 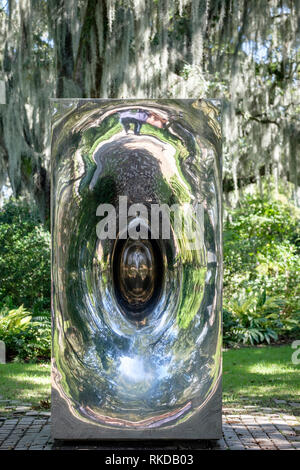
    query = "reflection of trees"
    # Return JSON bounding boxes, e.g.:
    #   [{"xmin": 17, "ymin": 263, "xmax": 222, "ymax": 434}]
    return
[
  {"xmin": 2, "ymin": 2, "xmax": 299, "ymax": 221},
  {"xmin": 177, "ymin": 265, "xmax": 206, "ymax": 328}
]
